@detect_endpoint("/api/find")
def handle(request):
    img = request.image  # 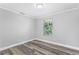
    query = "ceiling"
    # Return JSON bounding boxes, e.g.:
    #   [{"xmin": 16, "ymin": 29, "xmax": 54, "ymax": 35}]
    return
[{"xmin": 0, "ymin": 3, "xmax": 79, "ymax": 19}]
